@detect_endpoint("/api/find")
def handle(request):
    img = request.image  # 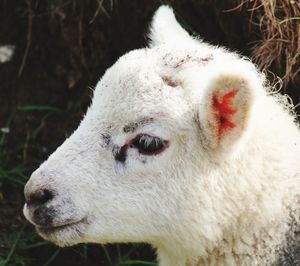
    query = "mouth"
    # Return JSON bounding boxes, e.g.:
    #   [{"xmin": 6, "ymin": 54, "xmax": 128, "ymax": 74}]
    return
[{"xmin": 36, "ymin": 217, "xmax": 87, "ymax": 236}]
